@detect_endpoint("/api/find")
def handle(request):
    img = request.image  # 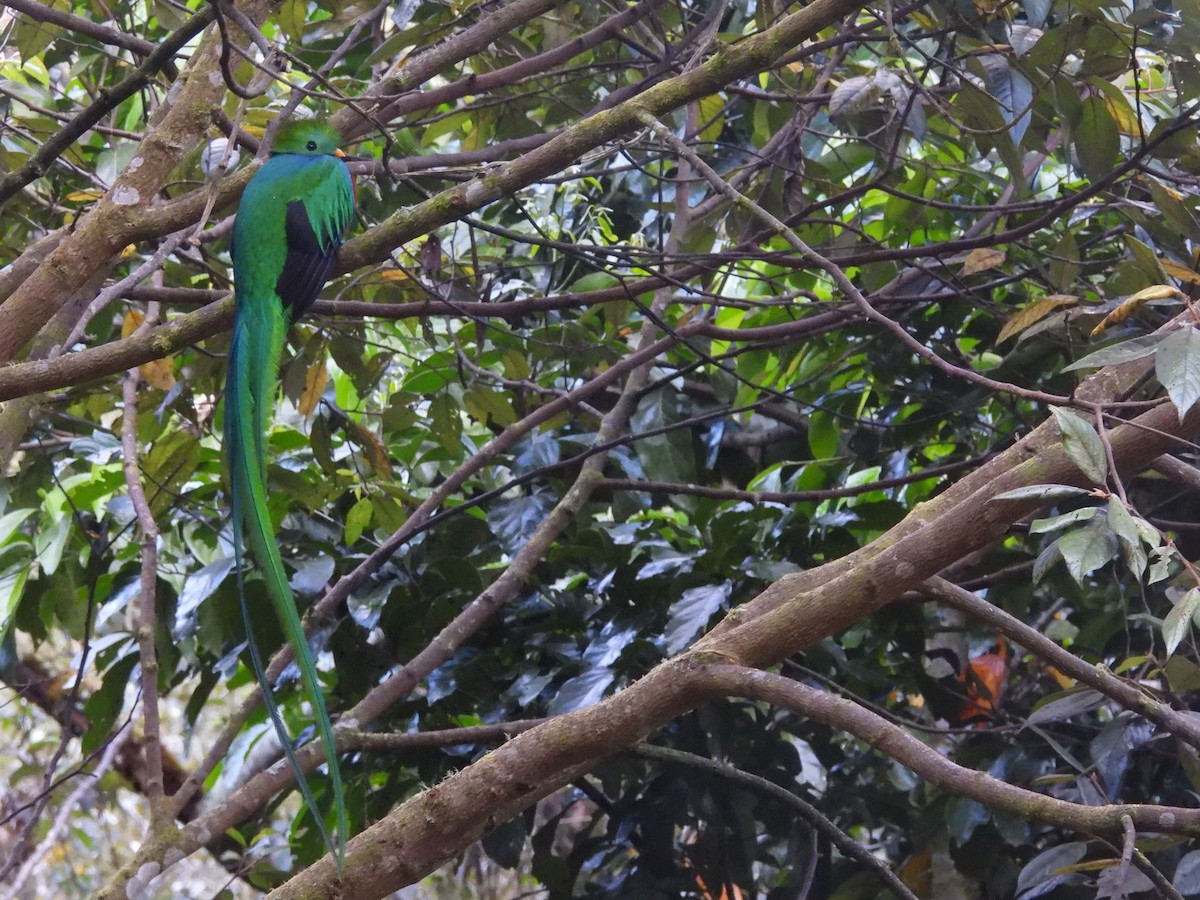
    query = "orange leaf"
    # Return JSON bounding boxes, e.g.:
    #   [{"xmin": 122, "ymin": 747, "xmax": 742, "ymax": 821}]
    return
[
  {"xmin": 958, "ymin": 638, "xmax": 1008, "ymax": 723},
  {"xmin": 1044, "ymin": 665, "xmax": 1076, "ymax": 690}
]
